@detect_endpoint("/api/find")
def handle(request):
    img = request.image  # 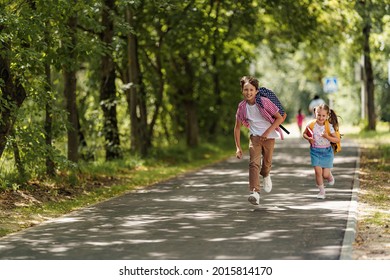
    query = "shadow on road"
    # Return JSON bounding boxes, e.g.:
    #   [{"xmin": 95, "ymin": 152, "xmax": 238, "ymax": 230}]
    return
[{"xmin": 0, "ymin": 138, "xmax": 359, "ymax": 260}]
